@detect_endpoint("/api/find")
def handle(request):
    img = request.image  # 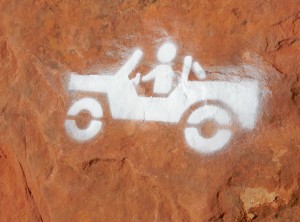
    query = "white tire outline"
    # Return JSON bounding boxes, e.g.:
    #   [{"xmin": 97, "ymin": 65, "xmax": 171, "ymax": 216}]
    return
[
  {"xmin": 65, "ymin": 98, "xmax": 103, "ymax": 142},
  {"xmin": 184, "ymin": 105, "xmax": 232, "ymax": 153}
]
